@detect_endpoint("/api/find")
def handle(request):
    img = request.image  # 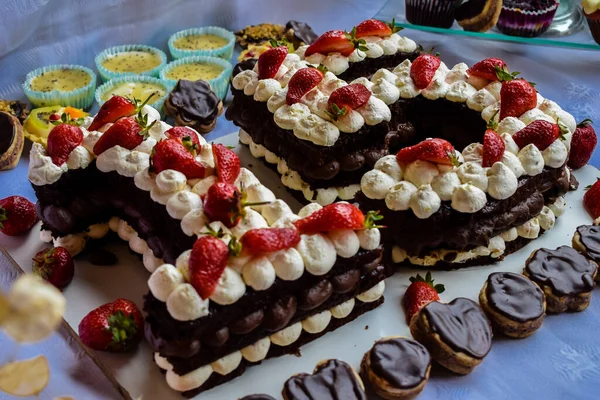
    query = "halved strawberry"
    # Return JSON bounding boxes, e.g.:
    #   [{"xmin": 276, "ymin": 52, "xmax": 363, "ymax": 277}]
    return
[
  {"xmin": 467, "ymin": 58, "xmax": 507, "ymax": 81},
  {"xmin": 482, "ymin": 118, "xmax": 505, "ymax": 167},
  {"xmin": 410, "ymin": 53, "xmax": 441, "ymax": 90},
  {"xmin": 165, "ymin": 126, "xmax": 202, "ymax": 149},
  {"xmin": 286, "ymin": 67, "xmax": 326, "ymax": 105},
  {"xmin": 305, "ymin": 29, "xmax": 367, "ymax": 57},
  {"xmin": 47, "ymin": 113, "xmax": 84, "ymax": 166},
  {"xmin": 88, "ymin": 94, "xmax": 155, "ymax": 131},
  {"xmin": 355, "ymin": 18, "xmax": 401, "ymax": 38},
  {"xmin": 396, "ymin": 138, "xmax": 458, "ymax": 166},
  {"xmin": 240, "ymin": 228, "xmax": 300, "ymax": 256},
  {"xmin": 151, "ymin": 137, "xmax": 208, "ymax": 179},
  {"xmin": 93, "ymin": 109, "xmax": 156, "ymax": 155},
  {"xmin": 189, "ymin": 235, "xmax": 230, "ymax": 299},
  {"xmin": 293, "ymin": 203, "xmax": 382, "ymax": 234},
  {"xmin": 327, "ymin": 84, "xmax": 371, "ymax": 120},
  {"xmin": 258, "ymin": 45, "xmax": 288, "ymax": 79},
  {"xmin": 512, "ymin": 120, "xmax": 565, "ymax": 151},
  {"xmin": 213, "ymin": 143, "xmax": 240, "ymax": 184}
]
